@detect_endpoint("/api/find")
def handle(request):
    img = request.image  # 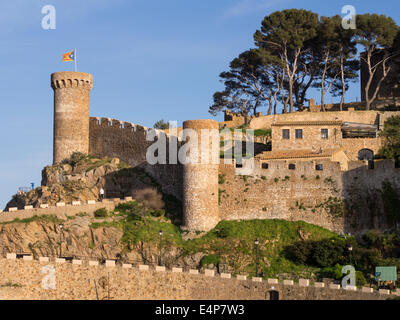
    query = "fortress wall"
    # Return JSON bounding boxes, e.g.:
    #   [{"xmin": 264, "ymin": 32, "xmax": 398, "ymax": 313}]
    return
[
  {"xmin": 218, "ymin": 159, "xmax": 400, "ymax": 234},
  {"xmin": 0, "ymin": 199, "xmax": 130, "ymax": 223},
  {"xmin": 0, "ymin": 257, "xmax": 387, "ymax": 300},
  {"xmin": 89, "ymin": 117, "xmax": 183, "ymax": 199},
  {"xmin": 249, "ymin": 110, "xmax": 400, "ymax": 130},
  {"xmin": 218, "ymin": 159, "xmax": 345, "ymax": 233}
]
